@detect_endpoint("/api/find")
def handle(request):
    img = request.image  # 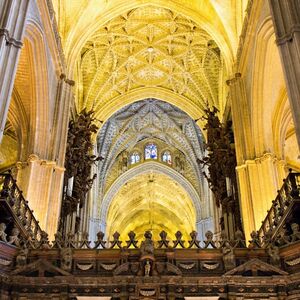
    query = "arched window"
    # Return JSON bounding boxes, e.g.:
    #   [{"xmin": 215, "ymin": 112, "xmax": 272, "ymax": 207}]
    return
[
  {"xmin": 145, "ymin": 143, "xmax": 157, "ymax": 160},
  {"xmin": 162, "ymin": 151, "xmax": 172, "ymax": 165},
  {"xmin": 130, "ymin": 152, "xmax": 140, "ymax": 164}
]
